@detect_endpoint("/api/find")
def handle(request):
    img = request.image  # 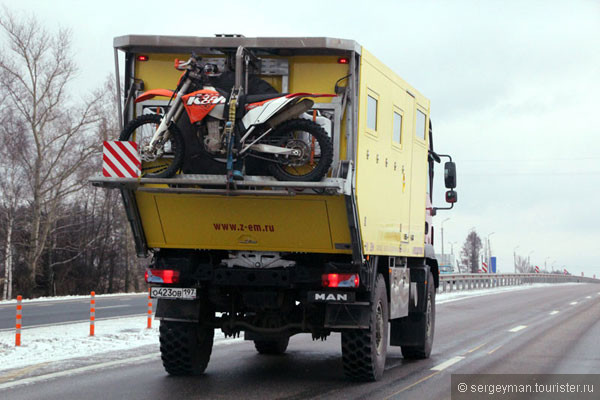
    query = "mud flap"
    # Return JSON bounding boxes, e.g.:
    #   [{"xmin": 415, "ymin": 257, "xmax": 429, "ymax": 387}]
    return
[
  {"xmin": 155, "ymin": 299, "xmax": 201, "ymax": 322},
  {"xmin": 324, "ymin": 302, "xmax": 371, "ymax": 329},
  {"xmin": 389, "ymin": 265, "xmax": 429, "ymax": 346}
]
